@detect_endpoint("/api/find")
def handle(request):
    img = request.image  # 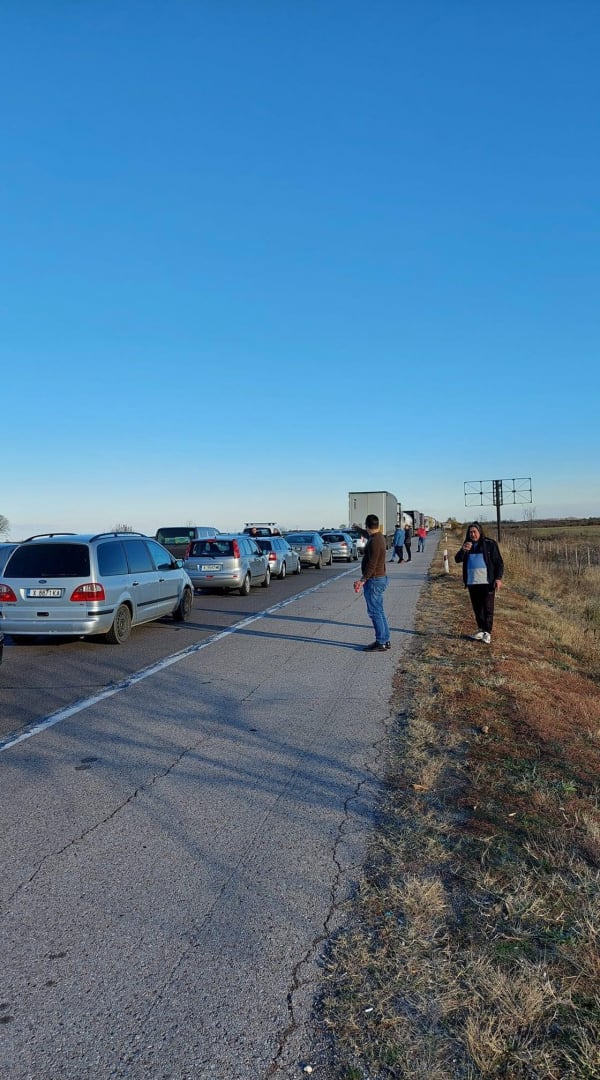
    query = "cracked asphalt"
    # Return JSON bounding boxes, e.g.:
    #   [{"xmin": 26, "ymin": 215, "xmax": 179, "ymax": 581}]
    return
[{"xmin": 0, "ymin": 551, "xmax": 433, "ymax": 1079}]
